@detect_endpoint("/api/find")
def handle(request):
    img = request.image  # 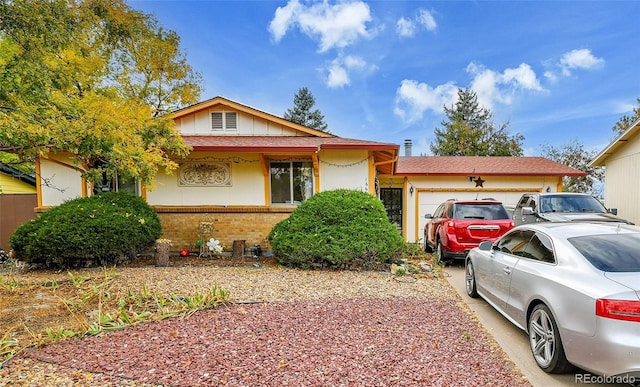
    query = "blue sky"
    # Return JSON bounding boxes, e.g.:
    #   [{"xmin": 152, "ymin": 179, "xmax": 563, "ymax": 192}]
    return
[{"xmin": 129, "ymin": 0, "xmax": 639, "ymax": 156}]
